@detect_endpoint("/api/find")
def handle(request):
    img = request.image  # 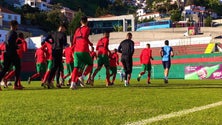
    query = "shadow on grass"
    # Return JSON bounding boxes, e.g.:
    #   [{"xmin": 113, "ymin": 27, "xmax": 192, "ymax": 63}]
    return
[{"xmin": 2, "ymin": 82, "xmax": 222, "ymax": 91}]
